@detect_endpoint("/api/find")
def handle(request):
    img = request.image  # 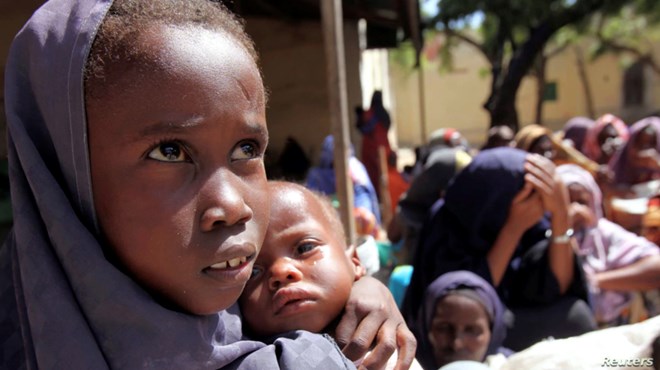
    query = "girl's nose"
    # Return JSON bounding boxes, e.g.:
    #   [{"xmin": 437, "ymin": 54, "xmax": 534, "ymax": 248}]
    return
[
  {"xmin": 268, "ymin": 258, "xmax": 302, "ymax": 291},
  {"xmin": 199, "ymin": 169, "xmax": 253, "ymax": 231}
]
